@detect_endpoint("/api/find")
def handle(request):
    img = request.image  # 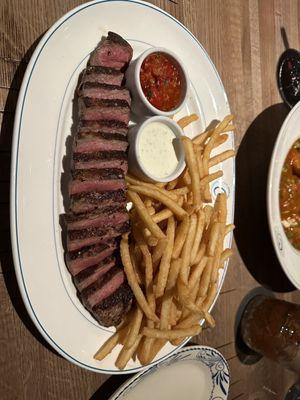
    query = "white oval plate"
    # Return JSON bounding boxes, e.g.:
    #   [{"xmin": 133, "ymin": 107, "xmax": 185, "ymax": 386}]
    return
[
  {"xmin": 11, "ymin": 0, "xmax": 235, "ymax": 373},
  {"xmin": 109, "ymin": 346, "xmax": 230, "ymax": 400},
  {"xmin": 268, "ymin": 101, "xmax": 300, "ymax": 289}
]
